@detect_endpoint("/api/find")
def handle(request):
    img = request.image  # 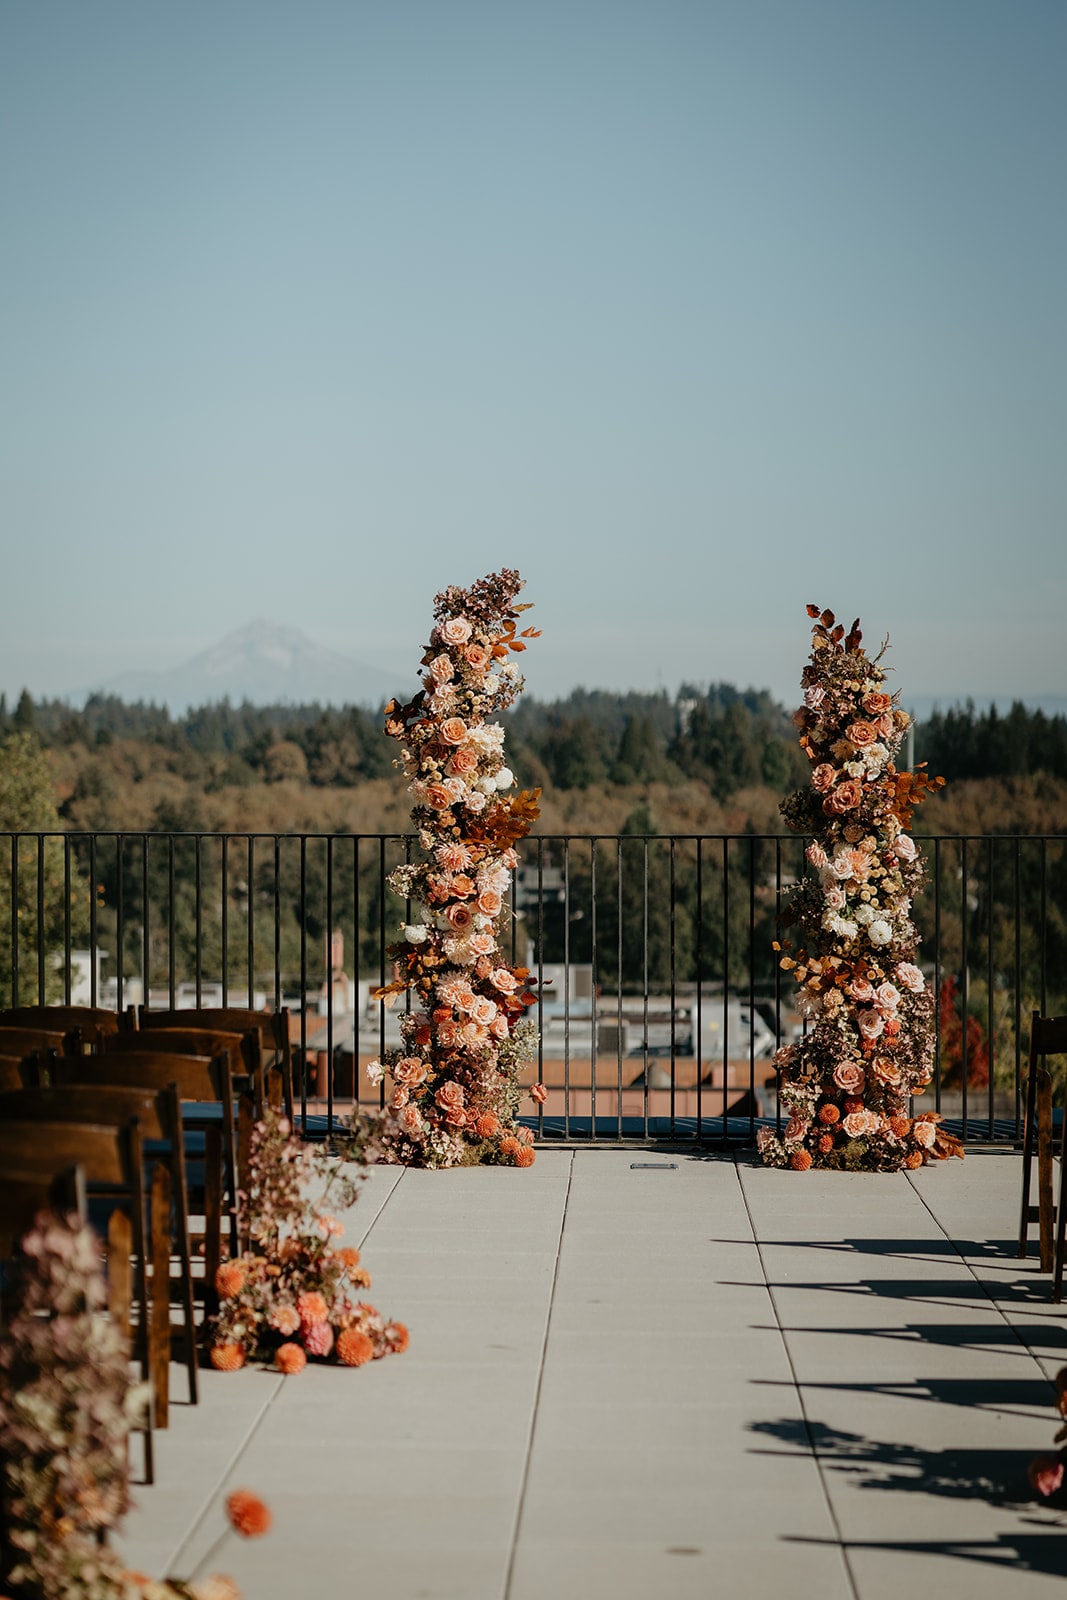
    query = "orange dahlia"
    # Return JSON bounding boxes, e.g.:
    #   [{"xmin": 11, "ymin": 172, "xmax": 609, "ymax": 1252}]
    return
[
  {"xmin": 209, "ymin": 1343, "xmax": 246, "ymax": 1372},
  {"xmin": 336, "ymin": 1328, "xmax": 375, "ymax": 1367},
  {"xmin": 384, "ymin": 1321, "xmax": 410, "ymax": 1354},
  {"xmin": 474, "ymin": 1112, "xmax": 501, "ymax": 1138},
  {"xmin": 498, "ymin": 1135, "xmax": 521, "ymax": 1158},
  {"xmin": 904, "ymin": 1150, "xmax": 924, "ymax": 1170},
  {"xmin": 275, "ymin": 1342, "xmax": 307, "ymax": 1374},
  {"xmin": 817, "ymin": 1134, "xmax": 834, "ymax": 1154},
  {"xmin": 336, "ymin": 1246, "xmax": 361, "ymax": 1271},
  {"xmin": 514, "ymin": 1145, "xmax": 536, "ymax": 1167},
  {"xmin": 225, "ymin": 1488, "xmax": 272, "ymax": 1538},
  {"xmin": 790, "ymin": 1149, "xmax": 813, "ymax": 1171},
  {"xmin": 214, "ymin": 1262, "xmax": 246, "ymax": 1298},
  {"xmin": 889, "ymin": 1116, "xmax": 911, "ymax": 1138},
  {"xmin": 817, "ymin": 1104, "xmax": 840, "ymax": 1125},
  {"xmin": 296, "ymin": 1290, "xmax": 329, "ymax": 1326}
]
